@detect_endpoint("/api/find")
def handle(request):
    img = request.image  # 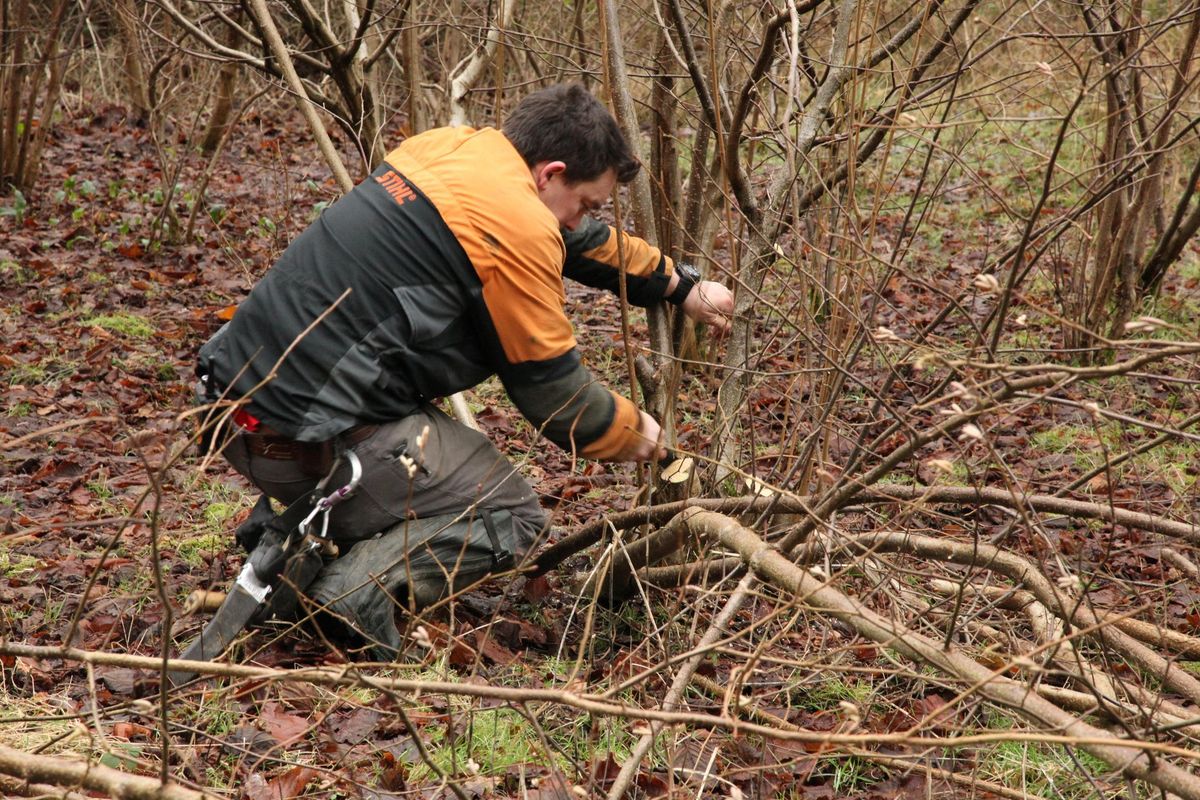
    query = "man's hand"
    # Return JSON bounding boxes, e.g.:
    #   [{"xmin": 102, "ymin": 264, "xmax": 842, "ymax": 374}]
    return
[
  {"xmin": 682, "ymin": 280, "xmax": 734, "ymax": 333},
  {"xmin": 616, "ymin": 410, "xmax": 667, "ymax": 462}
]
